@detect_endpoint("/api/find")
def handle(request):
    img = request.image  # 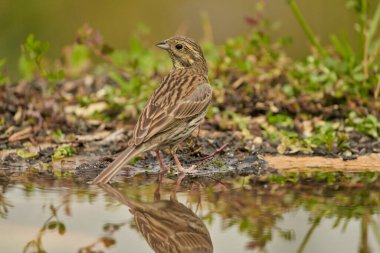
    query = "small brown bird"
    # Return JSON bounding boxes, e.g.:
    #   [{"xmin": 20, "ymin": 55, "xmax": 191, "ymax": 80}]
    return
[{"xmin": 94, "ymin": 36, "xmax": 212, "ymax": 184}]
